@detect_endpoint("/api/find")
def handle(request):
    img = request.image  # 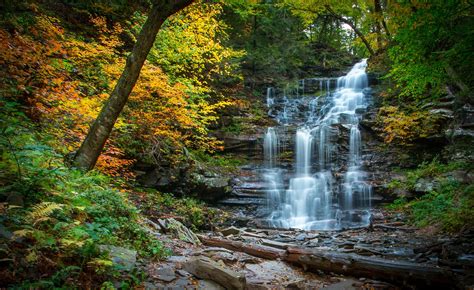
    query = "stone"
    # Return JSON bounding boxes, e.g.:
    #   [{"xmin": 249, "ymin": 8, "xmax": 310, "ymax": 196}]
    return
[
  {"xmin": 184, "ymin": 256, "xmax": 246, "ymax": 290},
  {"xmin": 189, "ymin": 172, "xmax": 232, "ymax": 201},
  {"xmin": 413, "ymin": 178, "xmax": 438, "ymax": 193},
  {"xmin": 220, "ymin": 226, "xmax": 241, "ymax": 236},
  {"xmin": 167, "ymin": 218, "xmax": 201, "ymax": 245},
  {"xmin": 295, "ymin": 233, "xmax": 307, "ymax": 241},
  {"xmin": 99, "ymin": 245, "xmax": 137, "ymax": 271},
  {"xmin": 198, "ymin": 279, "xmax": 226, "ymax": 290},
  {"xmin": 429, "ymin": 108, "xmax": 454, "ymax": 118},
  {"xmin": 155, "ymin": 265, "xmax": 177, "ymax": 282}
]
